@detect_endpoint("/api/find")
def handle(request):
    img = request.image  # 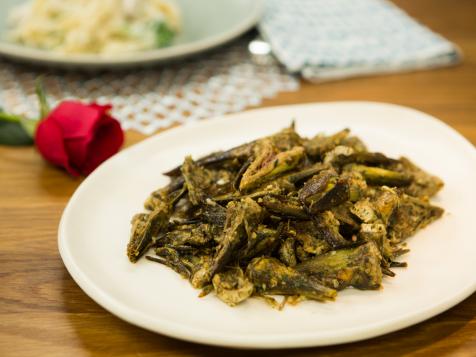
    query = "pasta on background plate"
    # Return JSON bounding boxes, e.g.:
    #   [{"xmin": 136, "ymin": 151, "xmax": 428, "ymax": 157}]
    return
[{"xmin": 7, "ymin": 0, "xmax": 181, "ymax": 54}]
